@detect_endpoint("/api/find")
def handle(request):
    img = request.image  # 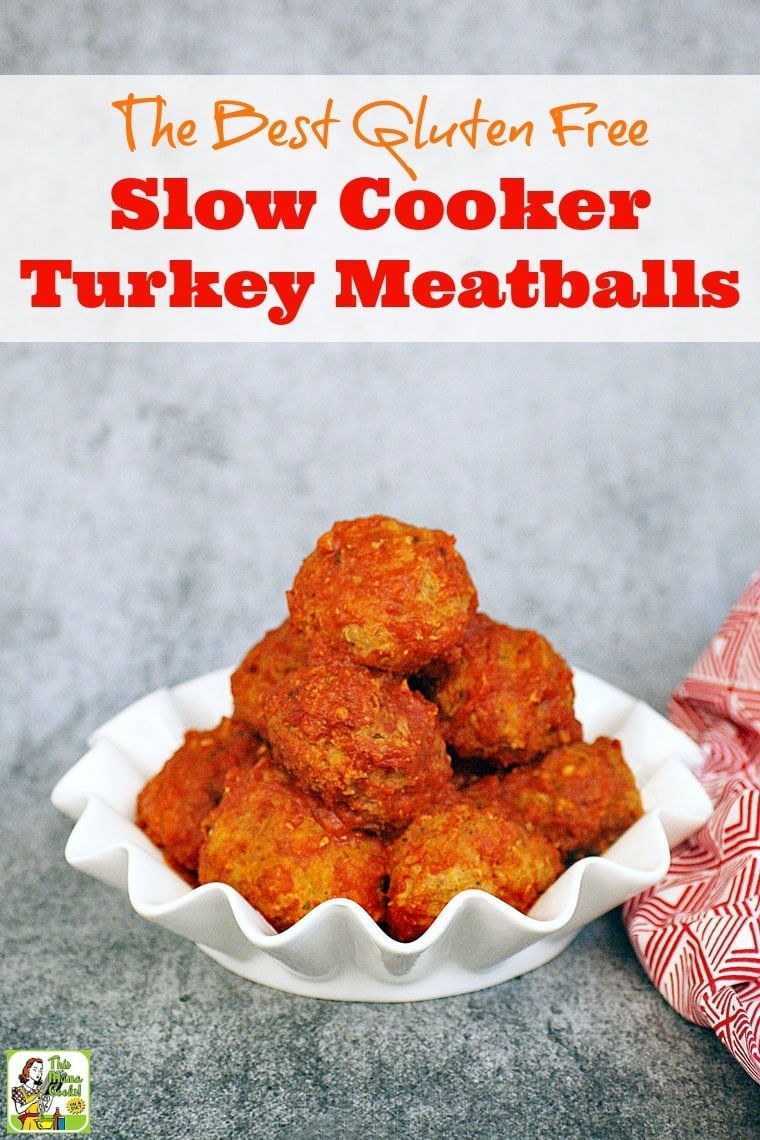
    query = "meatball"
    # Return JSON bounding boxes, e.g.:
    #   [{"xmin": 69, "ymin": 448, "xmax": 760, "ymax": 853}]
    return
[
  {"xmin": 386, "ymin": 794, "xmax": 563, "ymax": 941},
  {"xmin": 263, "ymin": 659, "xmax": 452, "ymax": 834},
  {"xmin": 286, "ymin": 515, "xmax": 478, "ymax": 673},
  {"xmin": 481, "ymin": 736, "xmax": 644, "ymax": 860},
  {"xmin": 231, "ymin": 618, "xmax": 312, "ymax": 736},
  {"xmin": 197, "ymin": 755, "xmax": 388, "ymax": 932},
  {"xmin": 135, "ymin": 717, "xmax": 262, "ymax": 883},
  {"xmin": 430, "ymin": 613, "xmax": 582, "ymax": 767}
]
